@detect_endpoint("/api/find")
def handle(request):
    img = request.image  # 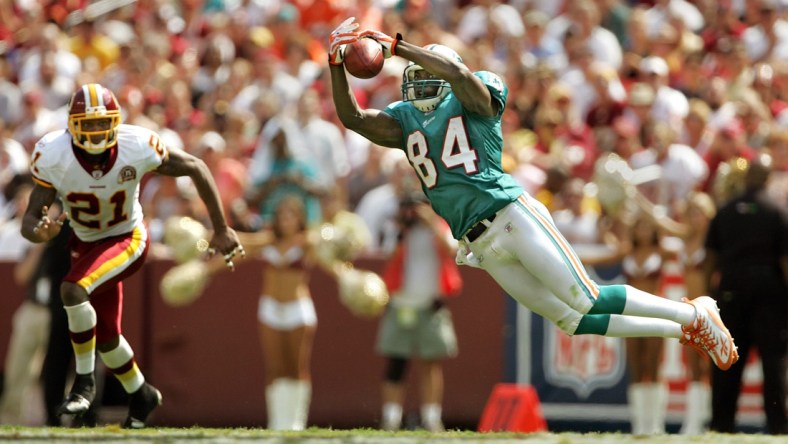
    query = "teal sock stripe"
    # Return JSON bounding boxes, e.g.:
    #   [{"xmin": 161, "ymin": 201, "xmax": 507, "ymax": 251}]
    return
[
  {"xmin": 514, "ymin": 199, "xmax": 595, "ymax": 301},
  {"xmin": 575, "ymin": 314, "xmax": 611, "ymax": 335},
  {"xmin": 588, "ymin": 285, "xmax": 627, "ymax": 315}
]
